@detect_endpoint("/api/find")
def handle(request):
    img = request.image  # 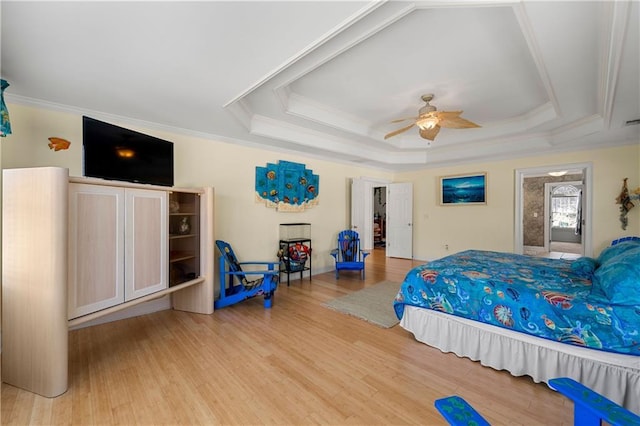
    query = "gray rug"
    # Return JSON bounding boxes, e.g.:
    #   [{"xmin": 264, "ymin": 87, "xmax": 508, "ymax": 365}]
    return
[{"xmin": 323, "ymin": 280, "xmax": 401, "ymax": 328}]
